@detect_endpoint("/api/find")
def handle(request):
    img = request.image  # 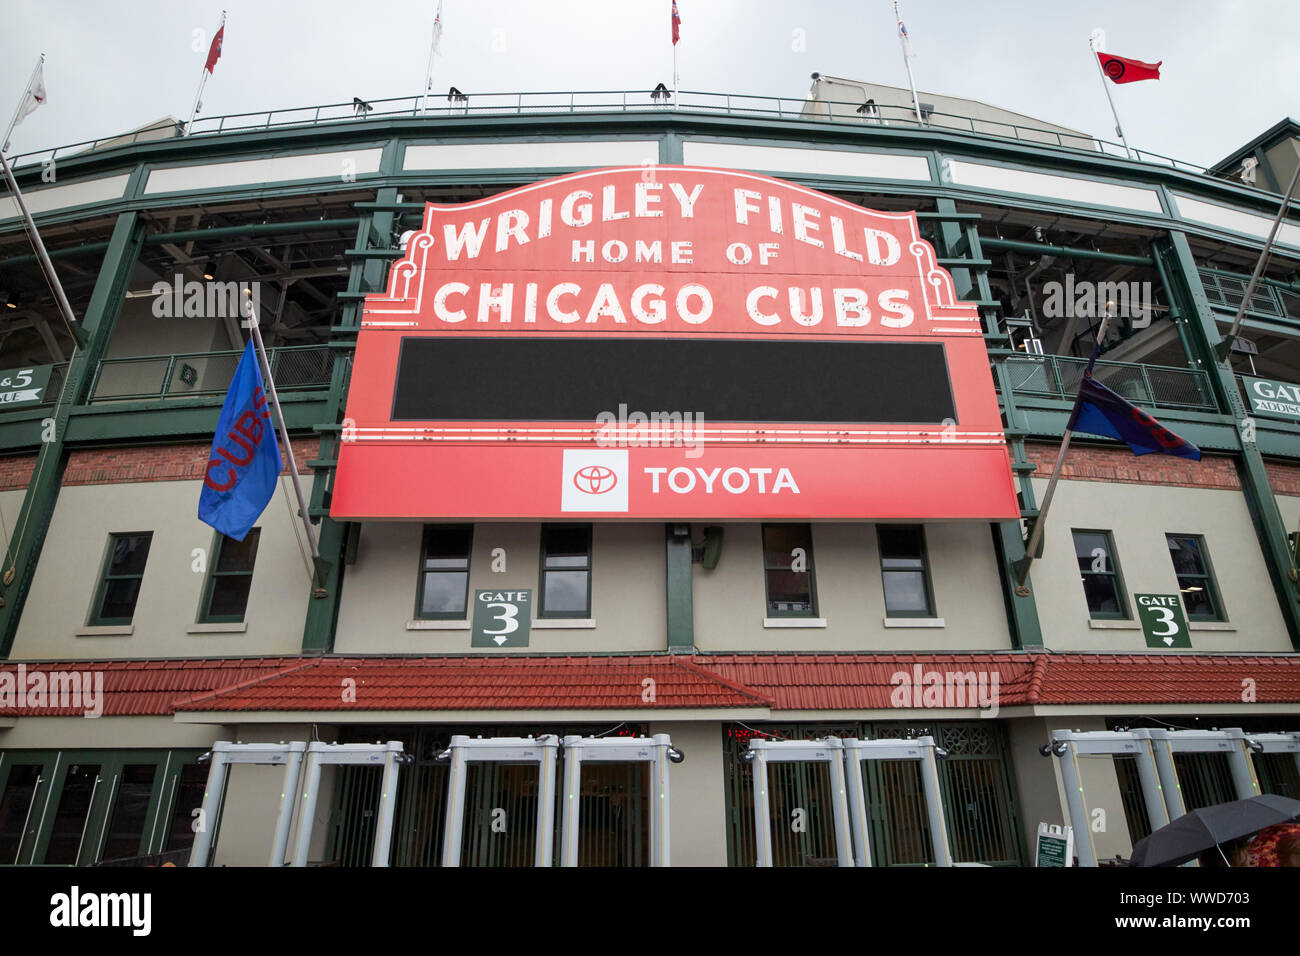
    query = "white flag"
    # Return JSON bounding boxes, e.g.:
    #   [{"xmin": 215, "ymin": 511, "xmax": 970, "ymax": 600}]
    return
[
  {"xmin": 15, "ymin": 61, "xmax": 46, "ymax": 126},
  {"xmin": 898, "ymin": 18, "xmax": 915, "ymax": 59}
]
